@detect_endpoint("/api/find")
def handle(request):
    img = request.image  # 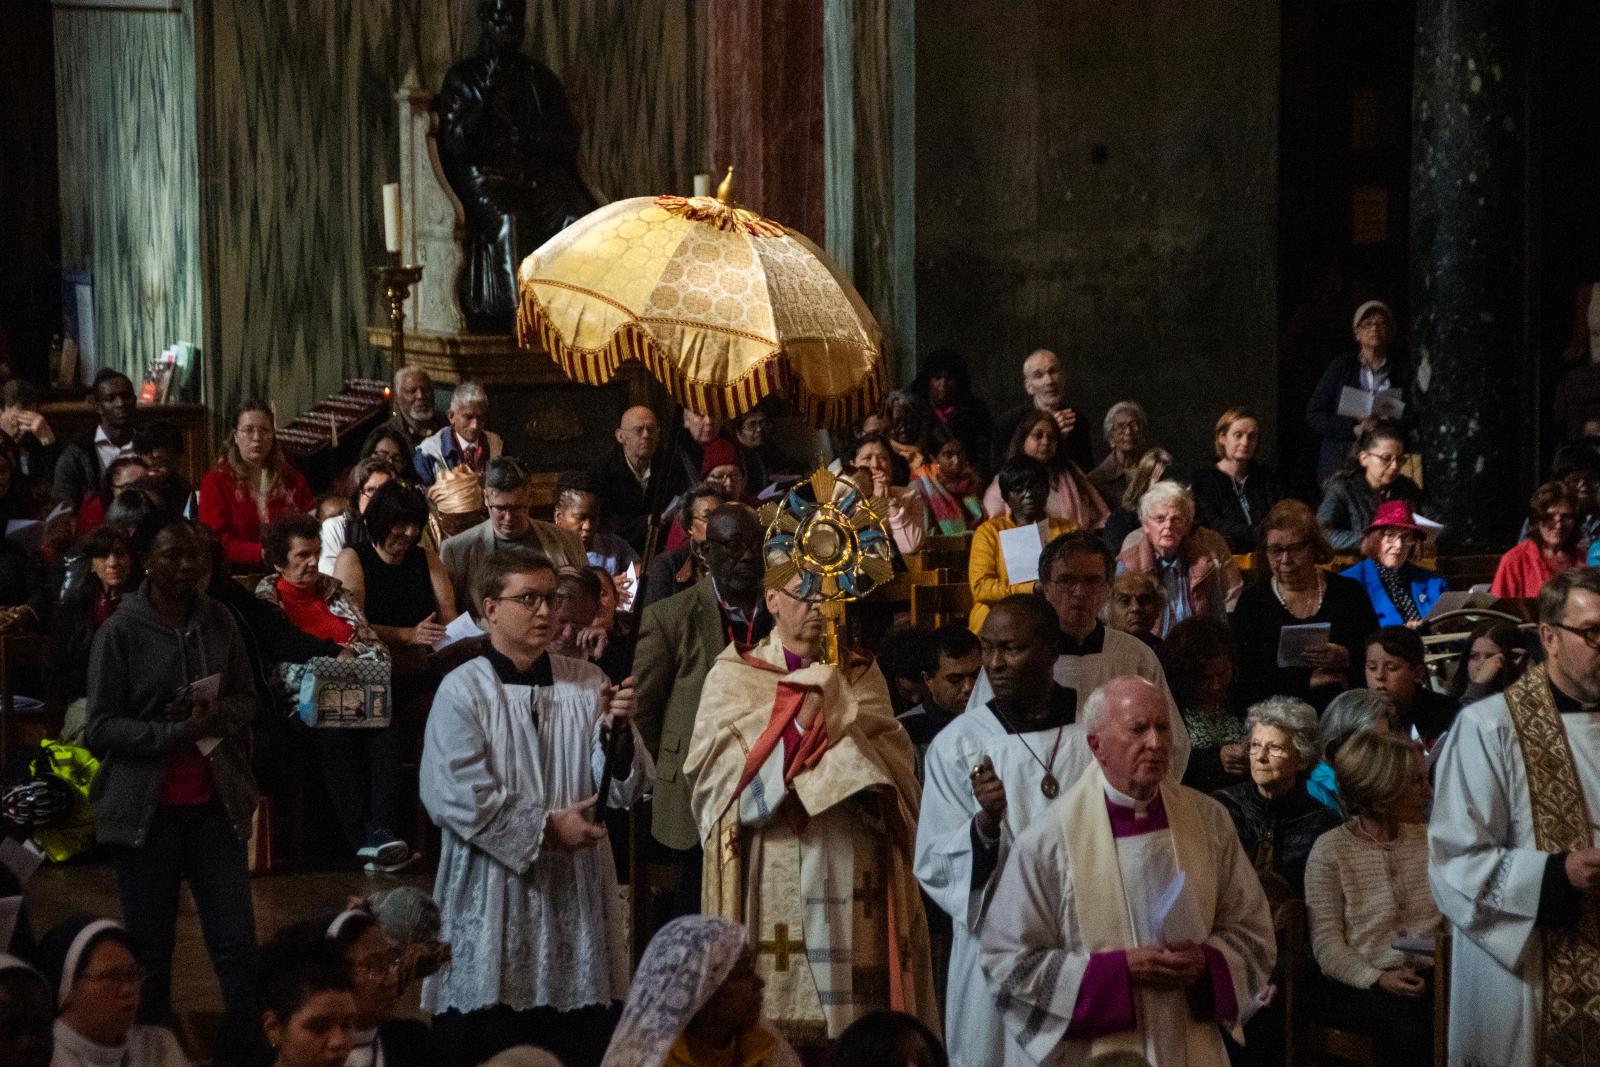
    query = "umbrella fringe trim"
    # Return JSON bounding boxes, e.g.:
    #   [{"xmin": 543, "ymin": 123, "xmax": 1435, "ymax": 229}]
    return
[{"xmin": 517, "ymin": 287, "xmax": 885, "ymax": 426}]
